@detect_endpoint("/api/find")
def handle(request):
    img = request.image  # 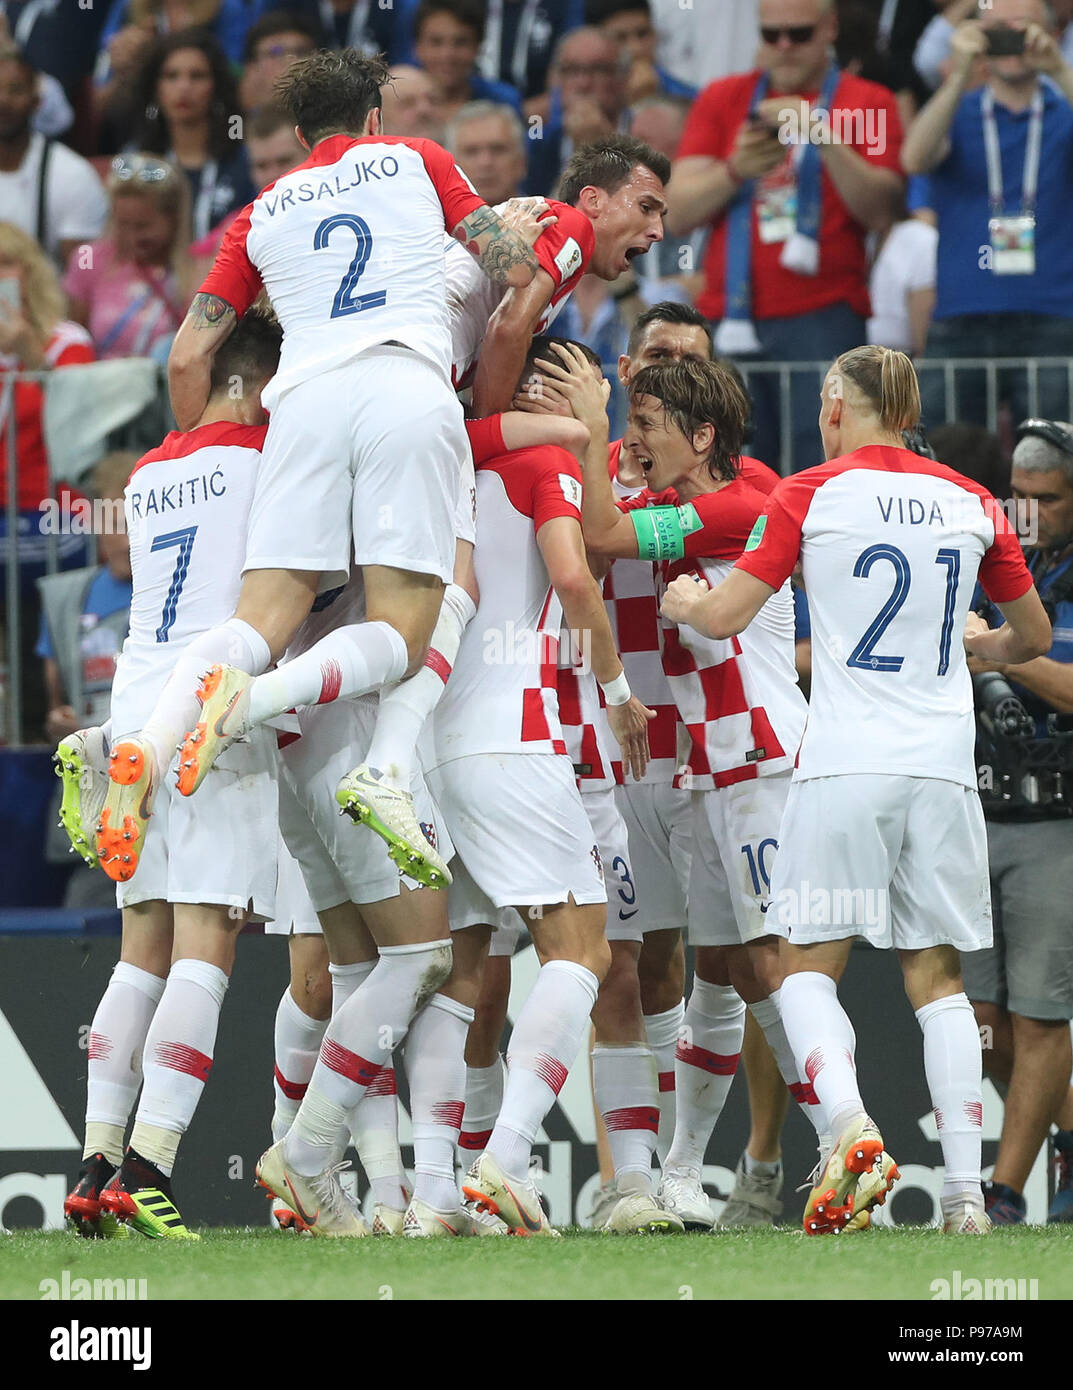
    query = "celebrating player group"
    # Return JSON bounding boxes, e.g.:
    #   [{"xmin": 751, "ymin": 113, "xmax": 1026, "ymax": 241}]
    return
[{"xmin": 56, "ymin": 51, "xmax": 1050, "ymax": 1243}]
